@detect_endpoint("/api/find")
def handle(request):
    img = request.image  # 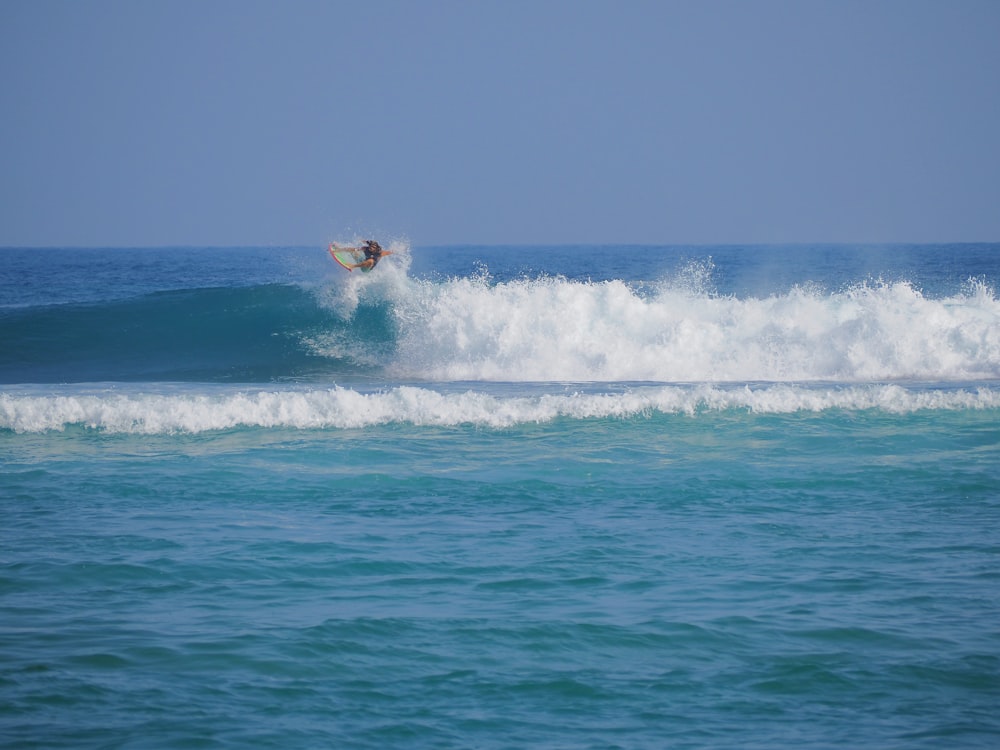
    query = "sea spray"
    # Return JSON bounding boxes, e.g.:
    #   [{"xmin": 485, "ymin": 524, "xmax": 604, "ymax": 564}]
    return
[{"xmin": 384, "ymin": 274, "xmax": 1000, "ymax": 382}]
